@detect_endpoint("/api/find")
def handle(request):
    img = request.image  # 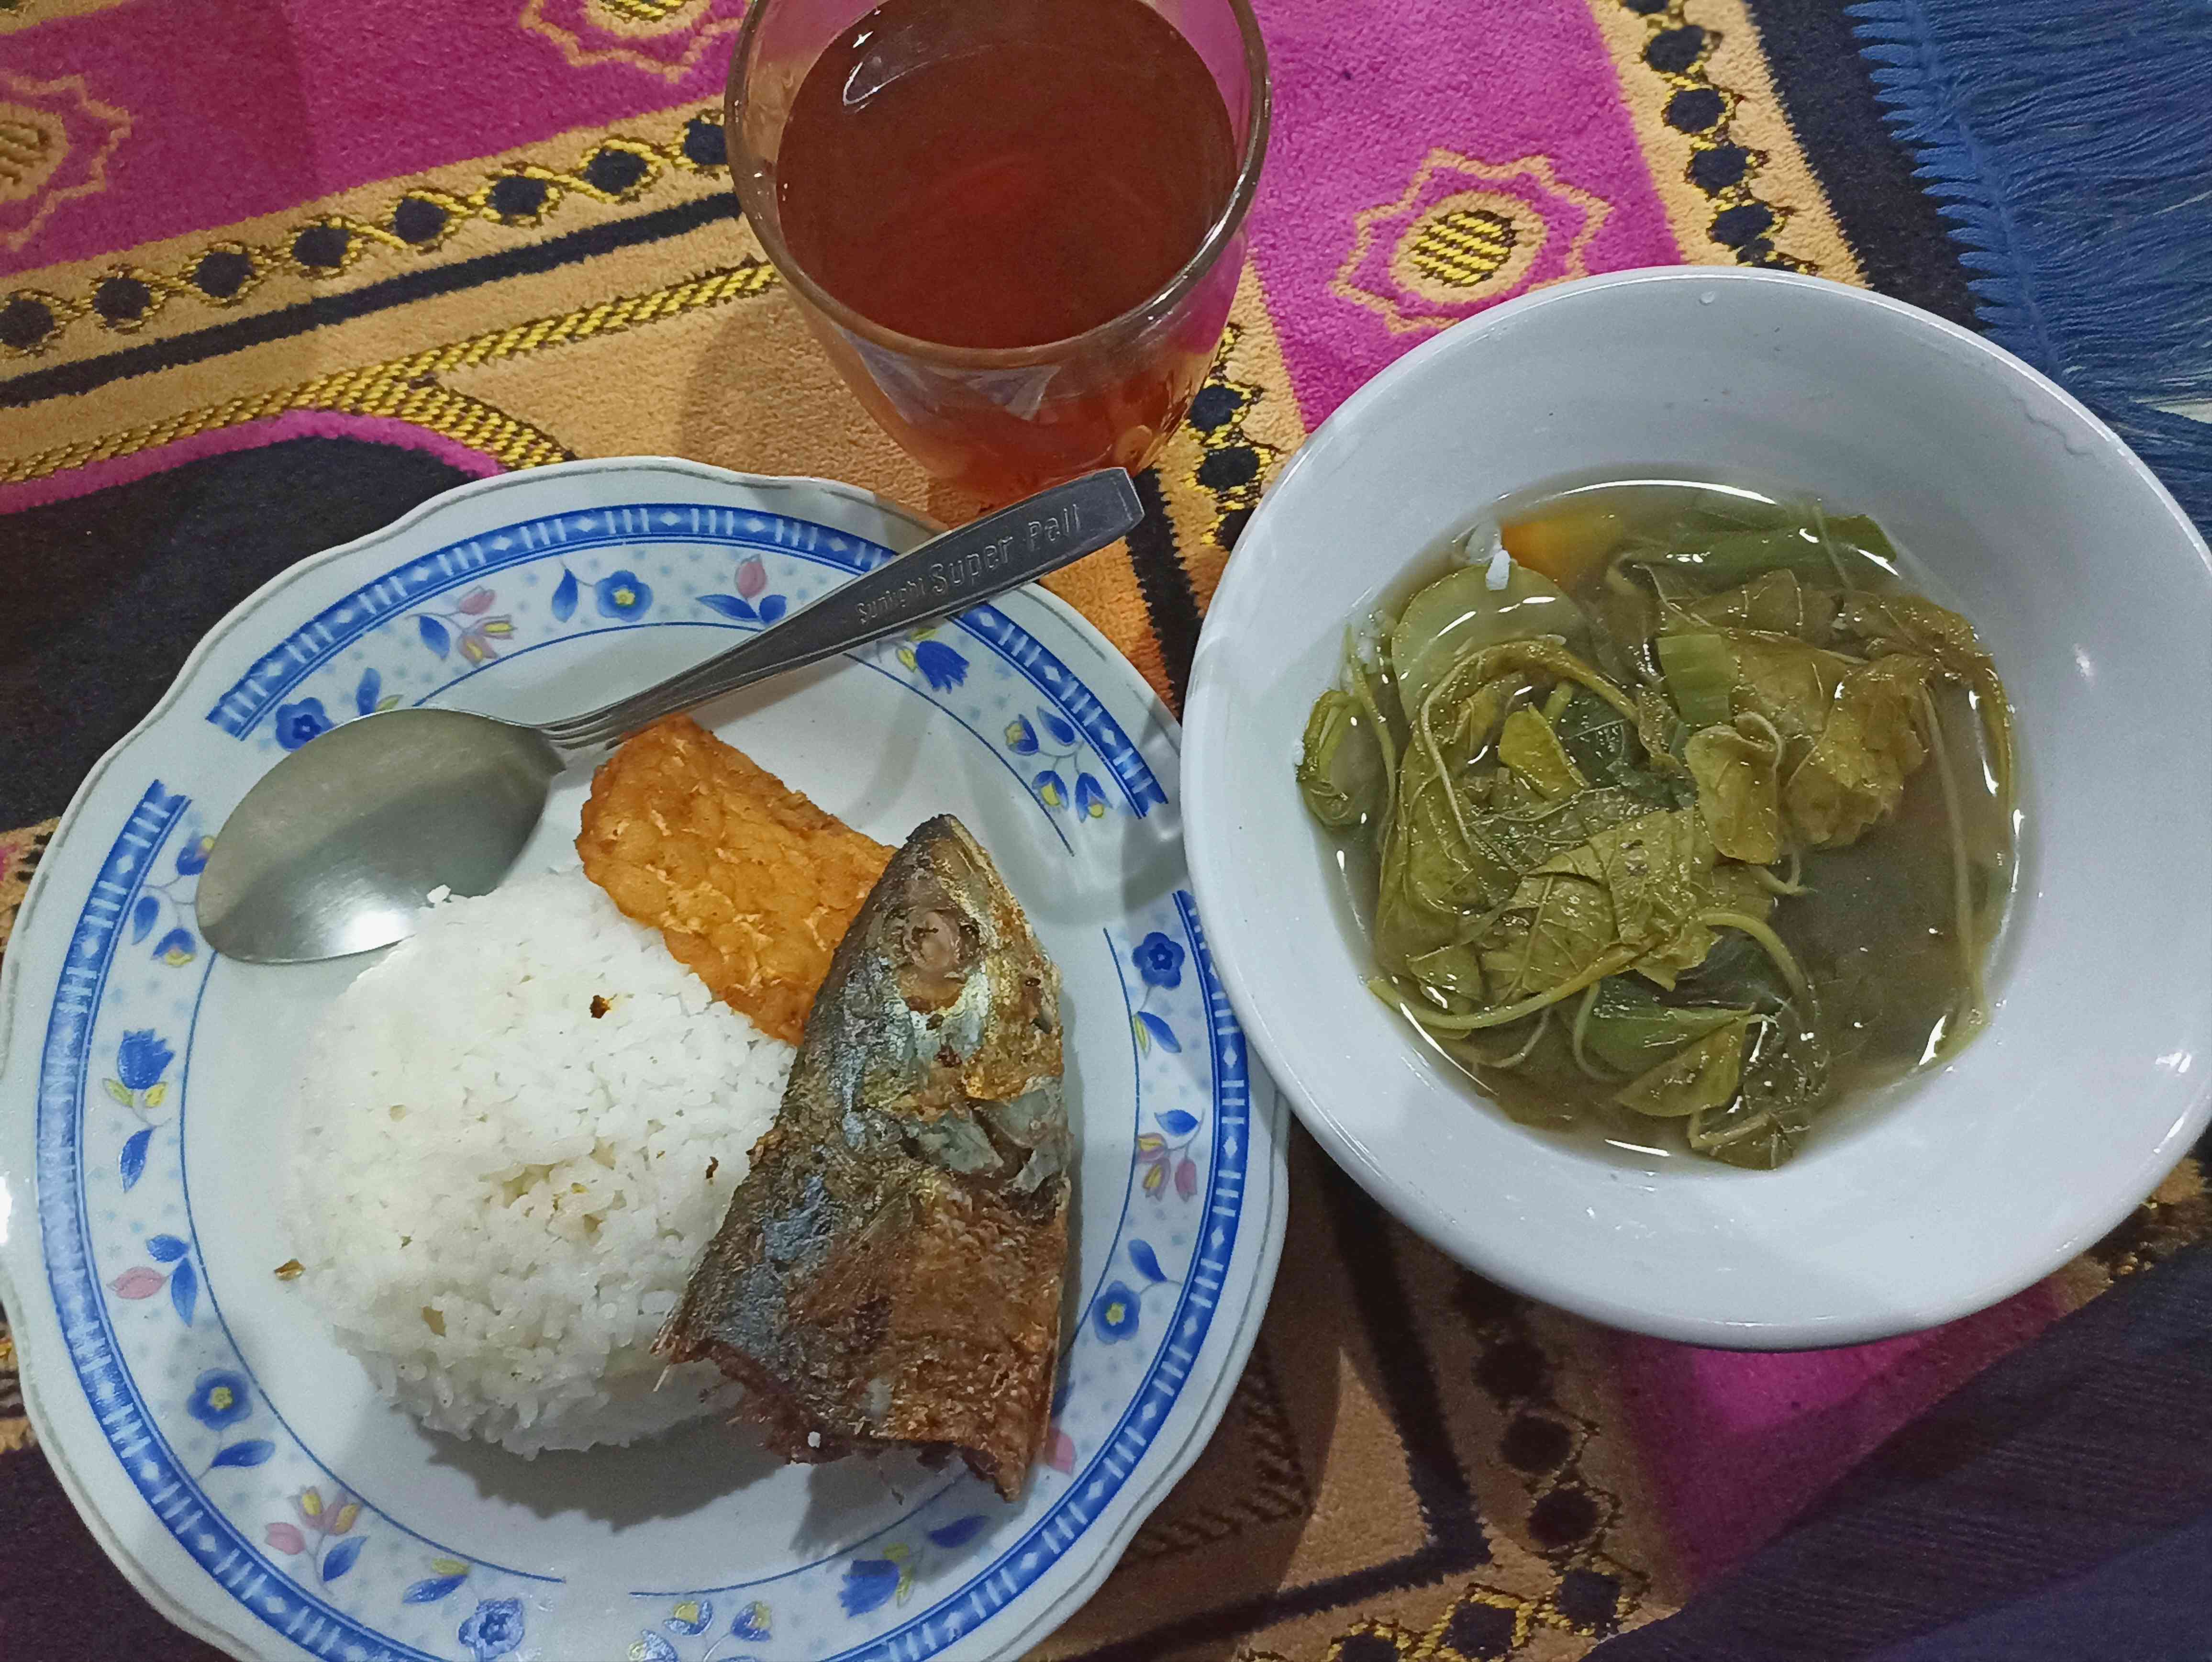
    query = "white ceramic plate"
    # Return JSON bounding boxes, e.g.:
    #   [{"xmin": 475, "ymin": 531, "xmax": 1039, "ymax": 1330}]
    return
[
  {"xmin": 1185, "ymin": 268, "xmax": 2212, "ymax": 1349},
  {"xmin": 0, "ymin": 458, "xmax": 1287, "ymax": 1662}
]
